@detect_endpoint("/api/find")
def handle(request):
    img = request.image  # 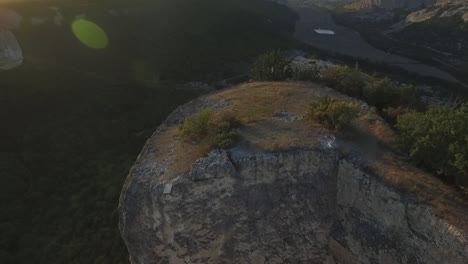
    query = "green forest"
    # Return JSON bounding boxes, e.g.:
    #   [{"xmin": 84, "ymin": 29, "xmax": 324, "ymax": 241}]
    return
[{"xmin": 0, "ymin": 0, "xmax": 297, "ymax": 263}]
